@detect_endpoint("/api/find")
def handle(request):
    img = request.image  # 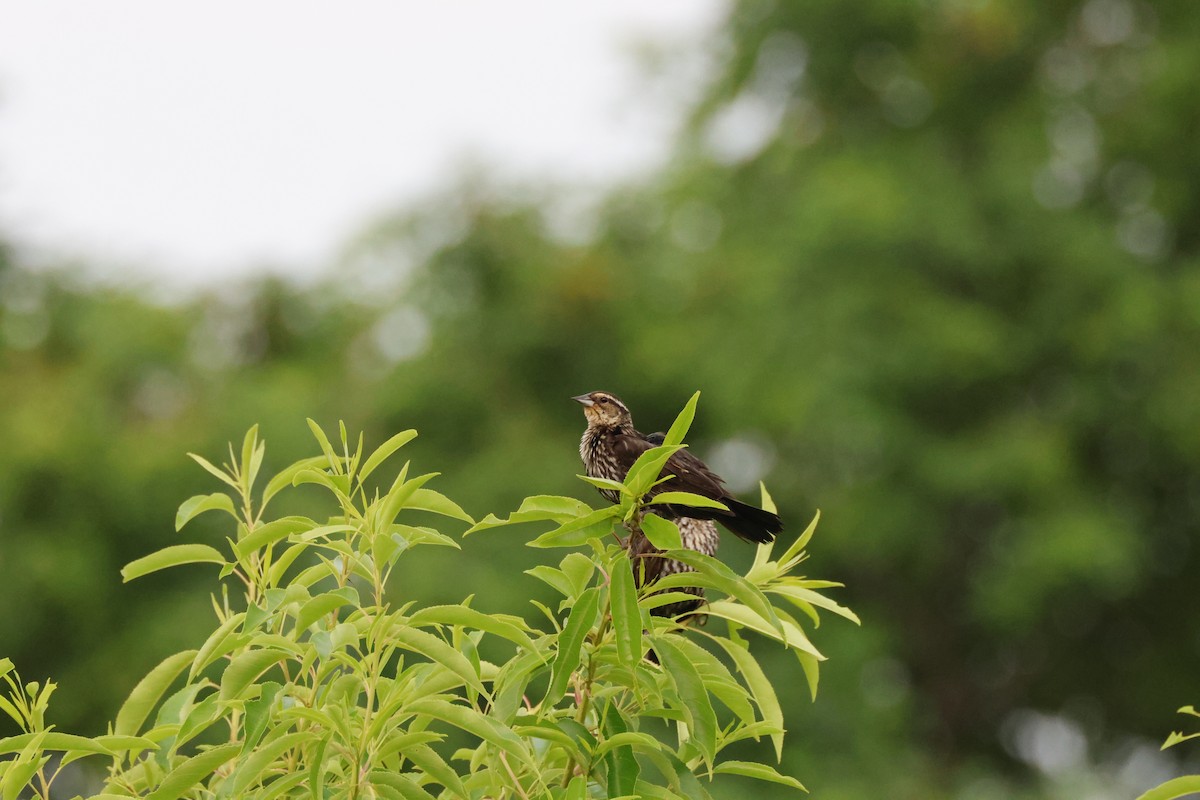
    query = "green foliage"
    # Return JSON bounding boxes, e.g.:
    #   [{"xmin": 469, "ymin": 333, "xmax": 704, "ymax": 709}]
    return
[
  {"xmin": 0, "ymin": 402, "xmax": 852, "ymax": 798},
  {"xmin": 1136, "ymin": 707, "xmax": 1200, "ymax": 800}
]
